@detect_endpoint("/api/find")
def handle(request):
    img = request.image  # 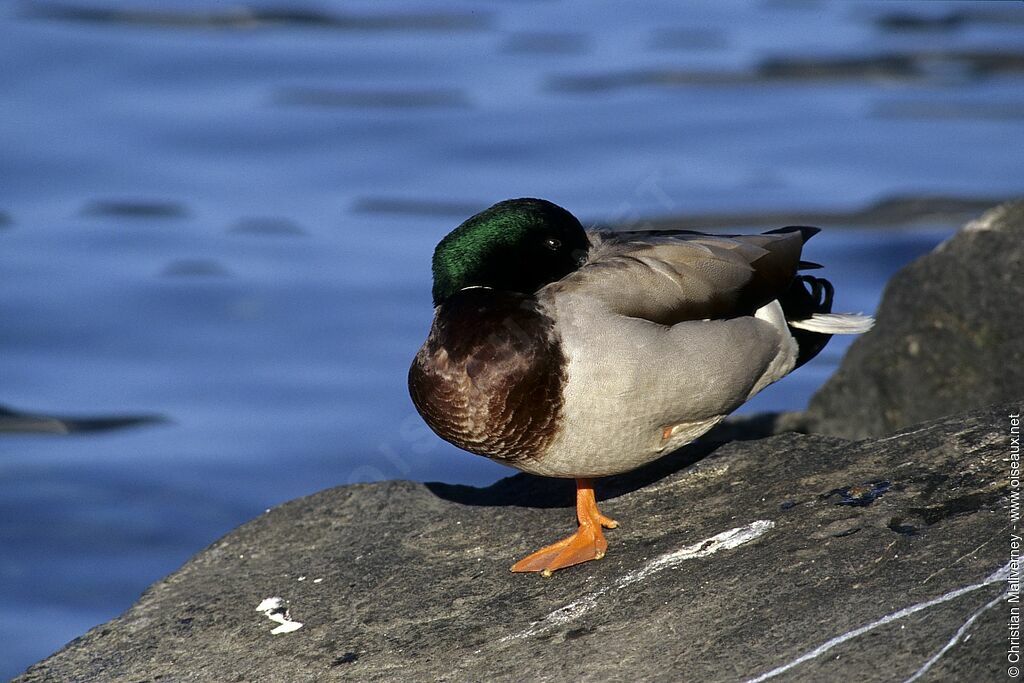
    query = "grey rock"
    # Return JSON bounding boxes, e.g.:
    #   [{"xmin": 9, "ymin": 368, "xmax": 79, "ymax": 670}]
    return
[
  {"xmin": 16, "ymin": 404, "xmax": 1016, "ymax": 682},
  {"xmin": 807, "ymin": 200, "xmax": 1024, "ymax": 439}
]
